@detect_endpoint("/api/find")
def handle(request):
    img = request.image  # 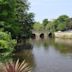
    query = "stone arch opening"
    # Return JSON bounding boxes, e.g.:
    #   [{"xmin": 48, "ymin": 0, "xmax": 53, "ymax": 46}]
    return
[
  {"xmin": 48, "ymin": 32, "xmax": 52, "ymax": 38},
  {"xmin": 40, "ymin": 33, "xmax": 44, "ymax": 39},
  {"xmin": 31, "ymin": 33, "xmax": 36, "ymax": 39}
]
